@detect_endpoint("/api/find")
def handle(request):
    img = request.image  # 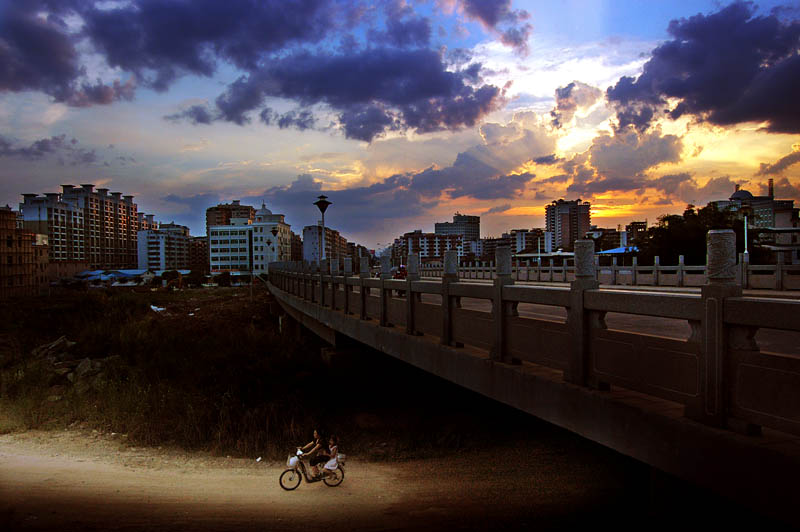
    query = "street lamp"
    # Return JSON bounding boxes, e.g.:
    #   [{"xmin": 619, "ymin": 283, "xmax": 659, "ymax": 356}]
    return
[{"xmin": 313, "ymin": 194, "xmax": 331, "ymax": 263}]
